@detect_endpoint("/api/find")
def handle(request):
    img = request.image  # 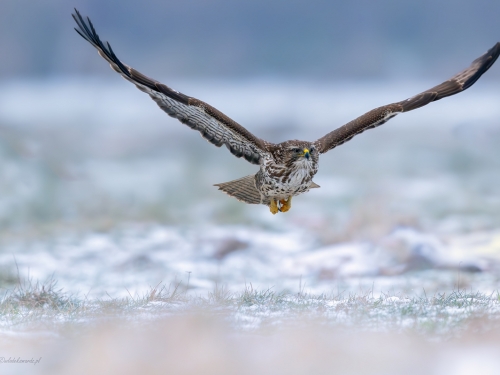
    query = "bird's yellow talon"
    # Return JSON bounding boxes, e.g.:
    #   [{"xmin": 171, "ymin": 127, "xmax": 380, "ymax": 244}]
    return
[
  {"xmin": 270, "ymin": 199, "xmax": 279, "ymax": 214},
  {"xmin": 279, "ymin": 197, "xmax": 292, "ymax": 213}
]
